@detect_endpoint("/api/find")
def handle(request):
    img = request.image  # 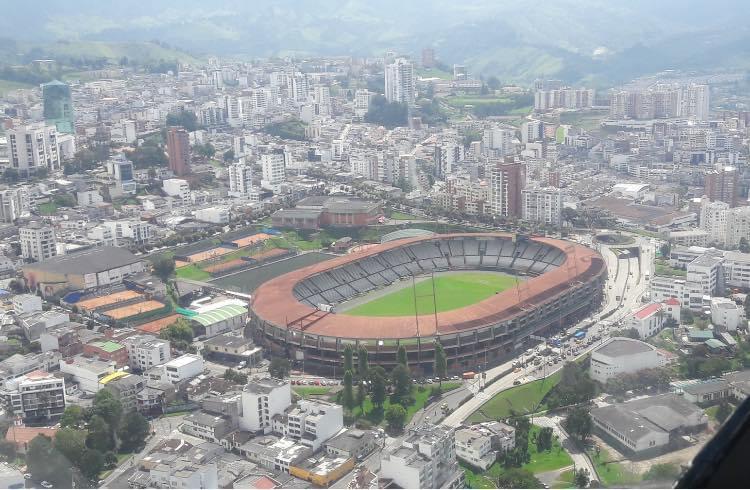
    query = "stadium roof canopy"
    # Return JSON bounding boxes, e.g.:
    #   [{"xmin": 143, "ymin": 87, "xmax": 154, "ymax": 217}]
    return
[
  {"xmin": 381, "ymin": 228, "xmax": 436, "ymax": 243},
  {"xmin": 191, "ymin": 304, "xmax": 248, "ymax": 326}
]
